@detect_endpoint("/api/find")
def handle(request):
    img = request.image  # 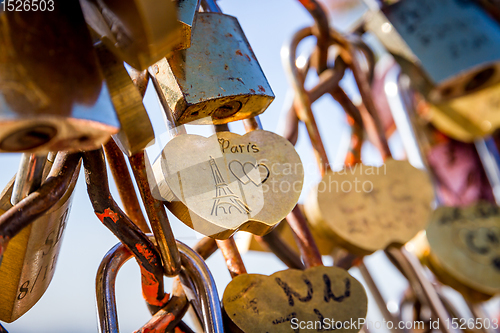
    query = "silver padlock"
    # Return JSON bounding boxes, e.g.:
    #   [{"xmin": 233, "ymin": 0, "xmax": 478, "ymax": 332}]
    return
[
  {"xmin": 96, "ymin": 239, "xmax": 223, "ymax": 333},
  {"xmin": 365, "ymin": 0, "xmax": 500, "ymax": 103}
]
